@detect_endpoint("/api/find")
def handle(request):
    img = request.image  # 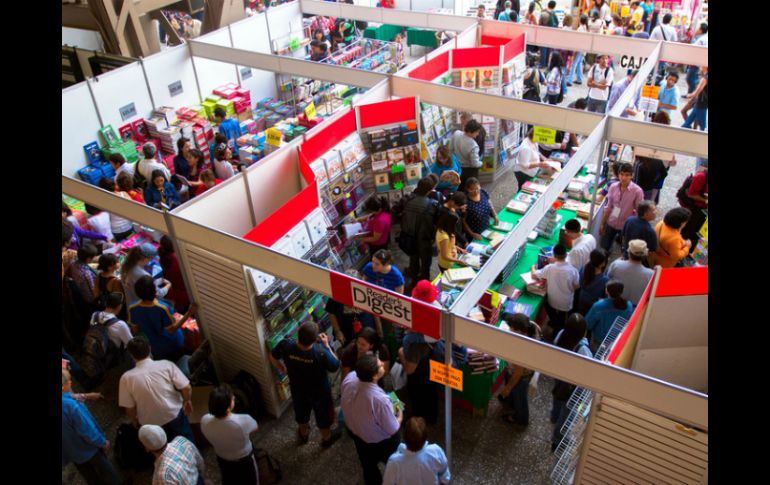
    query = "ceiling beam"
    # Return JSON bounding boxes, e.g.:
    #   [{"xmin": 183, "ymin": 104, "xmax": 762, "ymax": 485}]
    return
[{"xmin": 62, "ymin": 4, "xmax": 101, "ymax": 31}]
